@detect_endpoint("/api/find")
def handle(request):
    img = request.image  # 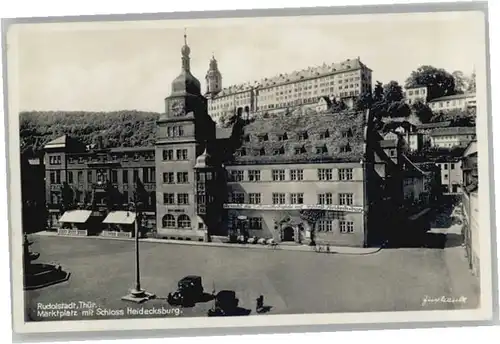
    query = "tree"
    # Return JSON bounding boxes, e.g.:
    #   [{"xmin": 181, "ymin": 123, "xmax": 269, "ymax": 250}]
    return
[
  {"xmin": 452, "ymin": 70, "xmax": 467, "ymax": 94},
  {"xmin": 411, "ymin": 100, "xmax": 433, "ymax": 123},
  {"xmin": 387, "ymin": 100, "xmax": 411, "ymax": 118},
  {"xmin": 299, "ymin": 209, "xmax": 324, "ymax": 246},
  {"xmin": 133, "ymin": 177, "xmax": 149, "ymax": 212},
  {"xmin": 103, "ymin": 181, "xmax": 121, "ymax": 211},
  {"xmin": 218, "ymin": 108, "xmax": 238, "ymax": 128},
  {"xmin": 405, "ymin": 65, "xmax": 456, "ymax": 101},
  {"xmin": 467, "ymin": 71, "xmax": 476, "ymax": 93},
  {"xmin": 383, "ymin": 81, "xmax": 404, "ymax": 103},
  {"xmin": 330, "ymin": 98, "xmax": 347, "ymax": 112},
  {"xmin": 373, "ymin": 81, "xmax": 384, "ymax": 102},
  {"xmin": 354, "ymin": 91, "xmax": 373, "ymax": 111},
  {"xmin": 60, "ymin": 182, "xmax": 74, "ymax": 211}
]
